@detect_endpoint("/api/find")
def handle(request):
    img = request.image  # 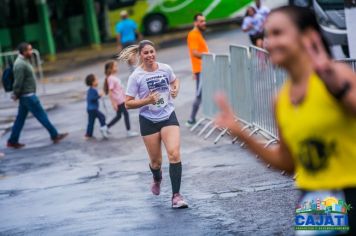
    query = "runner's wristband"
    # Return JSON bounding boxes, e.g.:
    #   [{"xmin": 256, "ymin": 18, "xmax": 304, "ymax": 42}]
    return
[{"xmin": 330, "ymin": 81, "xmax": 351, "ymax": 100}]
